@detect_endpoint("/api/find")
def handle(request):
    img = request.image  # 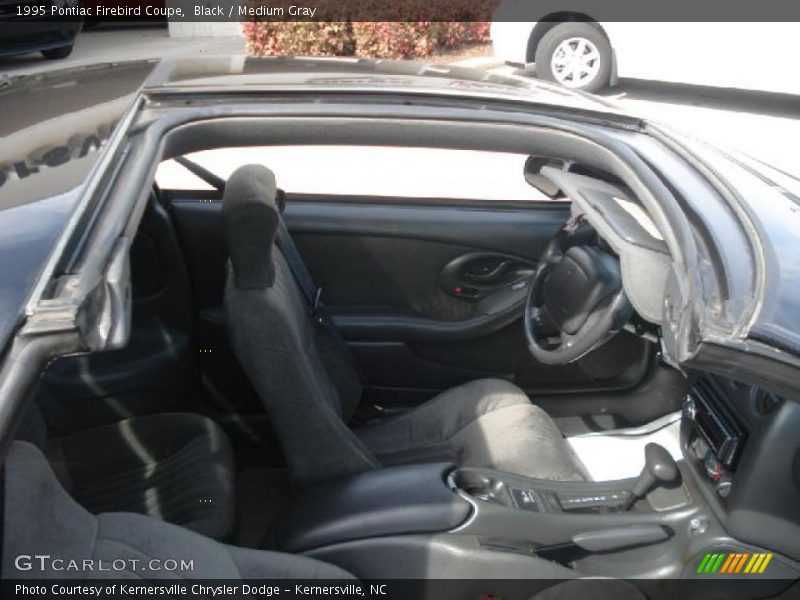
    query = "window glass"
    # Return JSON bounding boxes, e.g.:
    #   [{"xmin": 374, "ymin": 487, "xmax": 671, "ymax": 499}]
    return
[{"xmin": 156, "ymin": 146, "xmax": 560, "ymax": 201}]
